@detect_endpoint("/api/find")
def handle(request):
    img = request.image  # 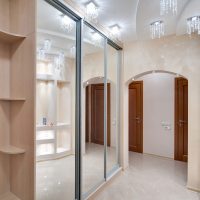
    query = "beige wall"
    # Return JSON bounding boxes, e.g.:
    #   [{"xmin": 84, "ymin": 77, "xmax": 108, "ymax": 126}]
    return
[{"xmin": 122, "ymin": 34, "xmax": 200, "ymax": 191}]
